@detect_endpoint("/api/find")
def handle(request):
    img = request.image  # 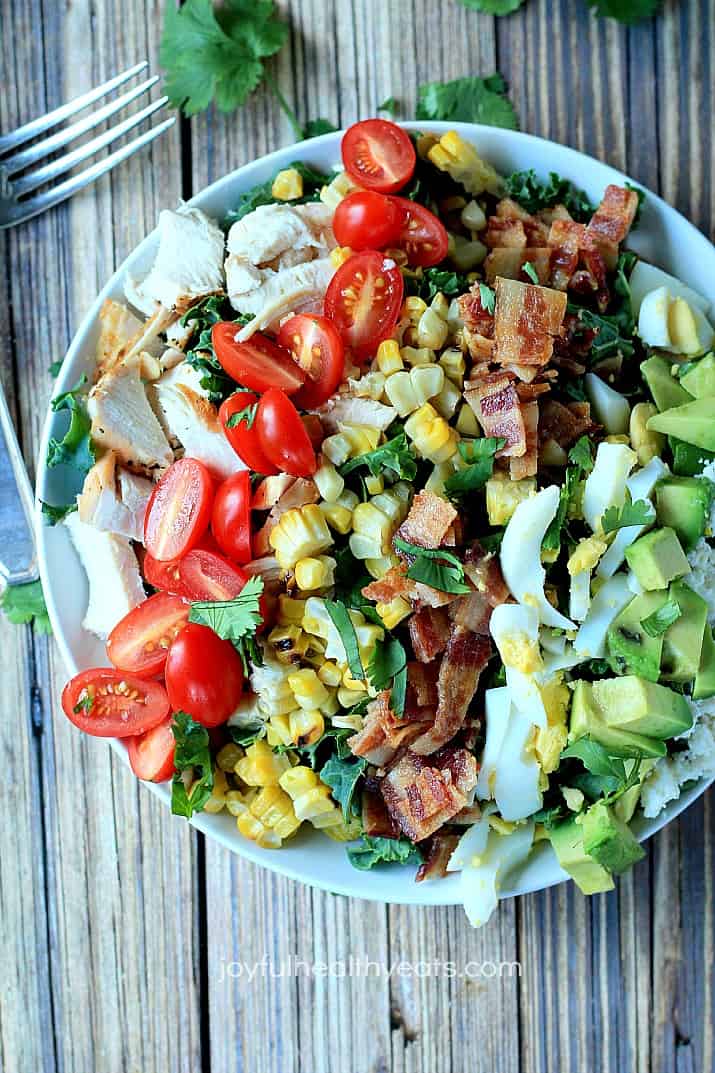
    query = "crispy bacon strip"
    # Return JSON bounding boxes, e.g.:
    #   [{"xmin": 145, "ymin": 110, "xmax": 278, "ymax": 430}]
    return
[
  {"xmin": 448, "ymin": 591, "xmax": 491, "ymax": 634},
  {"xmin": 411, "ymin": 628, "xmax": 492, "ymax": 755},
  {"xmin": 463, "ymin": 541, "xmax": 510, "ymax": 606},
  {"xmin": 458, "ymin": 287, "xmax": 495, "ymax": 338},
  {"xmin": 409, "ymin": 606, "xmax": 451, "ymax": 662},
  {"xmin": 396, "ymin": 490, "xmax": 457, "ymax": 550},
  {"xmin": 380, "ymin": 747, "xmax": 477, "ymax": 842},
  {"xmin": 485, "ymin": 216, "xmax": 527, "ymax": 249},
  {"xmin": 547, "ymin": 219, "xmax": 586, "ymax": 291},
  {"xmin": 492, "ymin": 199, "xmax": 549, "ymax": 246},
  {"xmin": 415, "ymin": 832, "xmax": 460, "ymax": 882},
  {"xmin": 515, "ymin": 381, "xmax": 551, "ymax": 401},
  {"xmin": 362, "ymin": 788, "xmax": 400, "ymax": 838},
  {"xmin": 493, "ymin": 277, "xmax": 568, "ymax": 368},
  {"xmin": 510, "ymin": 399, "xmax": 539, "ymax": 480},
  {"xmin": 585, "ymin": 184, "xmax": 639, "ymax": 268},
  {"xmin": 362, "ymin": 566, "xmax": 410, "ymax": 604},
  {"xmin": 464, "ymin": 372, "xmax": 527, "ymax": 458},
  {"xmin": 538, "ymin": 397, "xmax": 593, "ymax": 447},
  {"xmin": 348, "ymin": 690, "xmax": 431, "ymax": 767},
  {"xmin": 484, "ymin": 248, "xmax": 552, "ymax": 286}
]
